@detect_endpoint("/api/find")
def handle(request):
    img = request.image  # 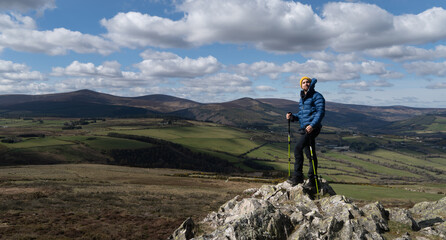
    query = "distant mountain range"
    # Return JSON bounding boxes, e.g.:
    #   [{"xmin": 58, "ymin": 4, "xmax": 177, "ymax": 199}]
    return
[{"xmin": 0, "ymin": 89, "xmax": 444, "ymax": 133}]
